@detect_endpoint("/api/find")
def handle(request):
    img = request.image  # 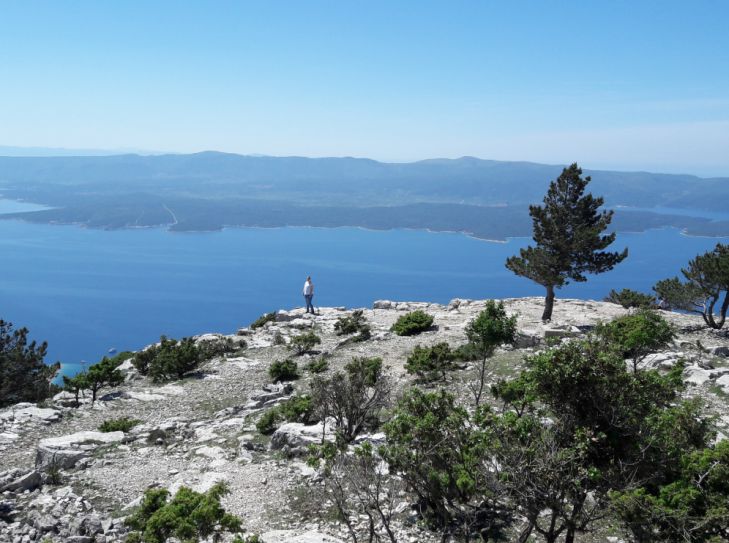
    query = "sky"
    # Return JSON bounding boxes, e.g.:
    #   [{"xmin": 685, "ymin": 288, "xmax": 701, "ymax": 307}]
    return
[{"xmin": 1, "ymin": 1, "xmax": 728, "ymax": 176}]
